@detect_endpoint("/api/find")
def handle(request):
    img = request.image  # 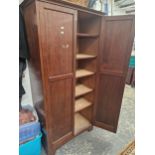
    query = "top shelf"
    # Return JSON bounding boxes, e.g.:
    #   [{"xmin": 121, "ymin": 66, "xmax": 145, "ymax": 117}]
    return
[
  {"xmin": 76, "ymin": 54, "xmax": 96, "ymax": 60},
  {"xmin": 77, "ymin": 33, "xmax": 99, "ymax": 38}
]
